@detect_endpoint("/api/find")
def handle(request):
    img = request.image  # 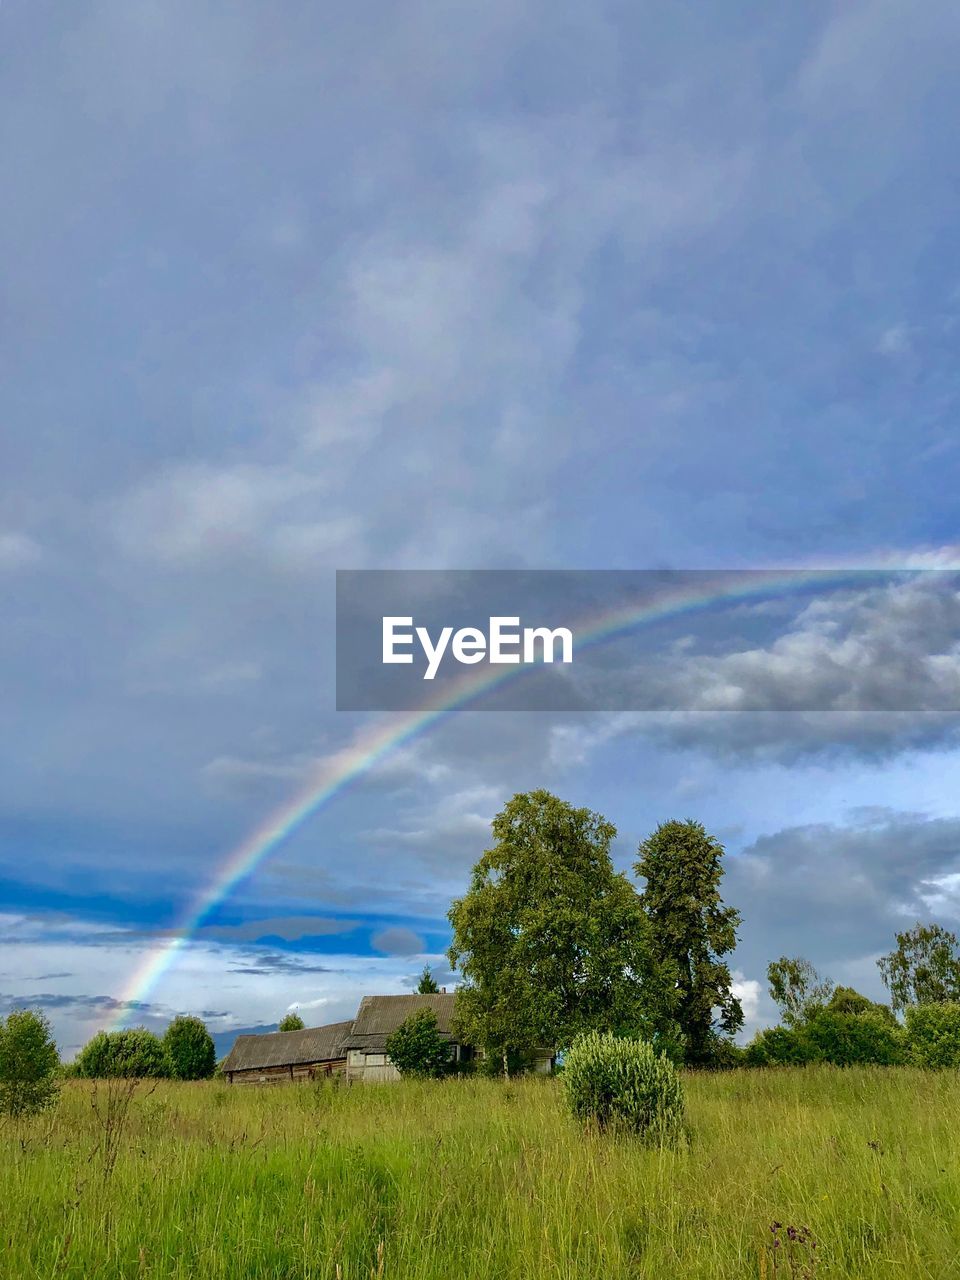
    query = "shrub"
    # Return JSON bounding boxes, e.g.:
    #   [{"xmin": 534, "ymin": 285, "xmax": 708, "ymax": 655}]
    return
[
  {"xmin": 701, "ymin": 1034, "xmax": 747, "ymax": 1070},
  {"xmin": 563, "ymin": 1030, "xmax": 684, "ymax": 1144},
  {"xmin": 745, "ymin": 1026, "xmax": 814, "ymax": 1067},
  {"xmin": 163, "ymin": 1016, "xmax": 216, "ymax": 1080},
  {"xmin": 905, "ymin": 1003, "xmax": 960, "ymax": 1068},
  {"xmin": 802, "ymin": 1009, "xmax": 905, "ymax": 1066},
  {"xmin": 75, "ymin": 1028, "xmax": 167, "ymax": 1078},
  {"xmin": 0, "ymin": 1009, "xmax": 60, "ymax": 1117},
  {"xmin": 384, "ymin": 1008, "xmax": 451, "ymax": 1078}
]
